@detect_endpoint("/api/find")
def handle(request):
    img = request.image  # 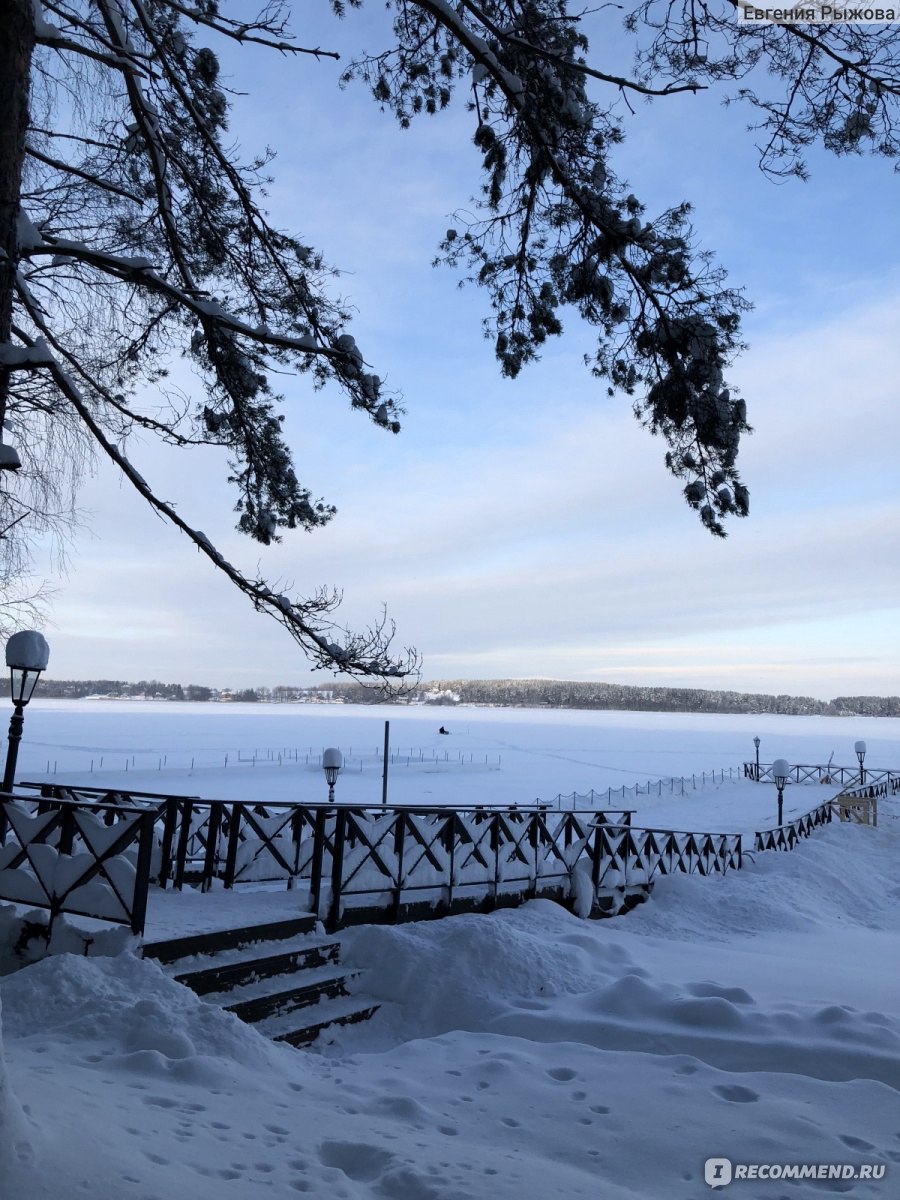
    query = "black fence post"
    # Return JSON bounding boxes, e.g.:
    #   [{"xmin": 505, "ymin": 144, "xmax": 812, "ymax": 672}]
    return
[
  {"xmin": 528, "ymin": 811, "xmax": 541, "ymax": 896},
  {"xmin": 444, "ymin": 813, "xmax": 456, "ymax": 912},
  {"xmin": 621, "ymin": 825, "xmax": 631, "ymax": 888},
  {"xmin": 223, "ymin": 803, "xmax": 242, "ymax": 890},
  {"xmin": 130, "ymin": 812, "xmax": 155, "ymax": 935},
  {"xmin": 327, "ymin": 809, "xmax": 347, "ymax": 931},
  {"xmin": 174, "ymin": 800, "xmax": 193, "ymax": 890},
  {"xmin": 393, "ymin": 813, "xmax": 406, "ymax": 922},
  {"xmin": 491, "ymin": 814, "xmax": 501, "ymax": 908},
  {"xmin": 310, "ymin": 808, "xmax": 327, "ymax": 921},
  {"xmin": 202, "ymin": 803, "xmax": 223, "ymax": 892},
  {"xmin": 58, "ymin": 805, "xmax": 75, "ymax": 857},
  {"xmin": 156, "ymin": 798, "xmax": 177, "ymax": 888},
  {"xmin": 590, "ymin": 823, "xmax": 605, "ymax": 895},
  {"xmin": 290, "ymin": 808, "xmax": 304, "ymax": 887}
]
